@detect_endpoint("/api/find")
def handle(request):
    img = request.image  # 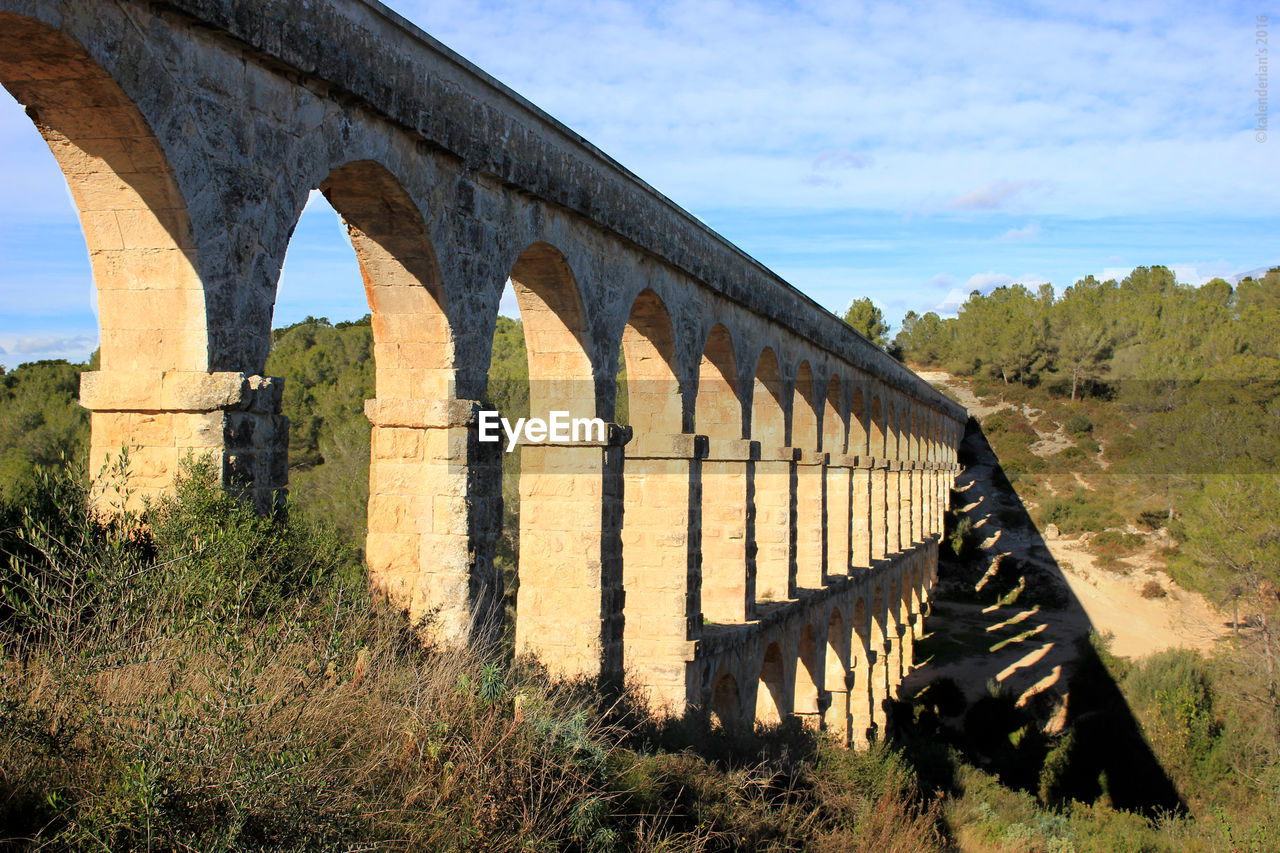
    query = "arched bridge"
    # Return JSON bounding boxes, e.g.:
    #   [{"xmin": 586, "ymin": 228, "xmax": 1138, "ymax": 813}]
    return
[{"xmin": 1, "ymin": 0, "xmax": 965, "ymax": 744}]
